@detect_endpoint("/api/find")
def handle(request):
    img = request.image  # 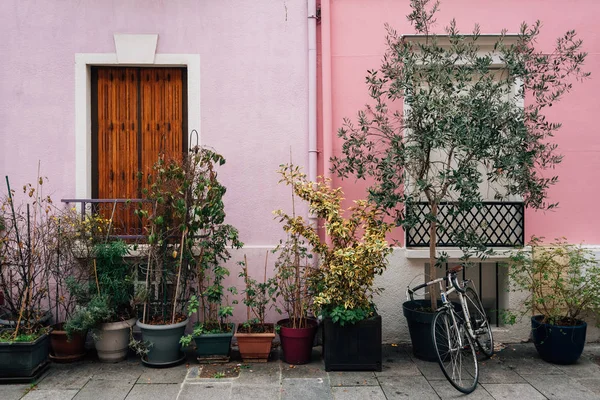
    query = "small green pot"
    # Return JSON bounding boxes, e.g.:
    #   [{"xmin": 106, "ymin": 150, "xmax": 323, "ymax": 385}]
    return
[{"xmin": 193, "ymin": 323, "xmax": 235, "ymax": 360}]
